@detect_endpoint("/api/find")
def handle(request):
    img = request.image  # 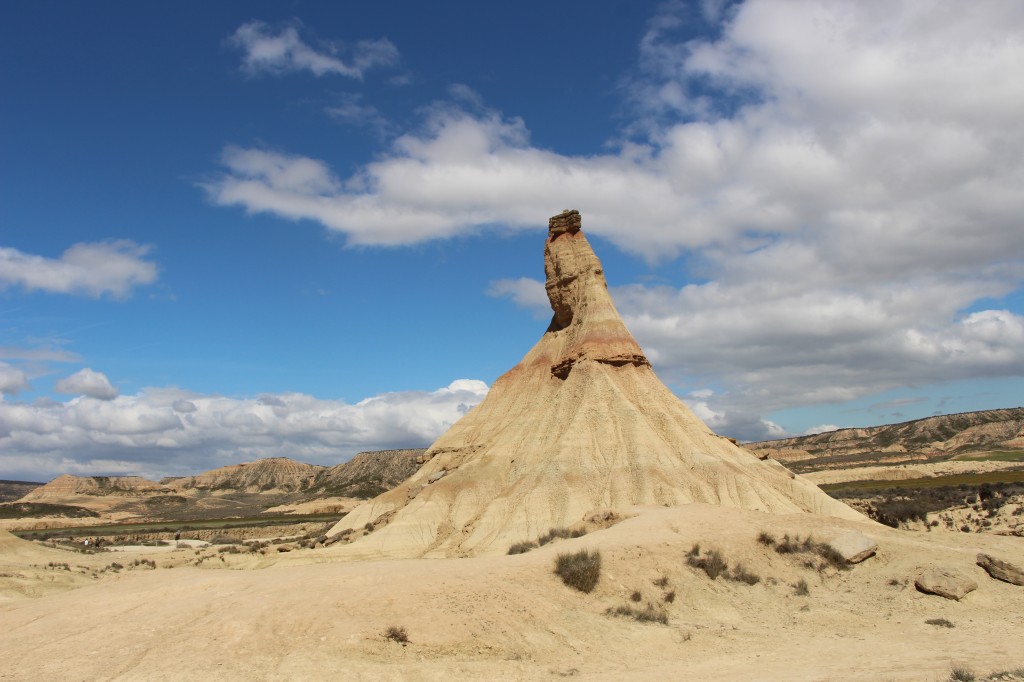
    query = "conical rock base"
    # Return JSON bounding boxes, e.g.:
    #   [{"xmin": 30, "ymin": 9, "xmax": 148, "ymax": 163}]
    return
[{"xmin": 328, "ymin": 211, "xmax": 861, "ymax": 557}]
